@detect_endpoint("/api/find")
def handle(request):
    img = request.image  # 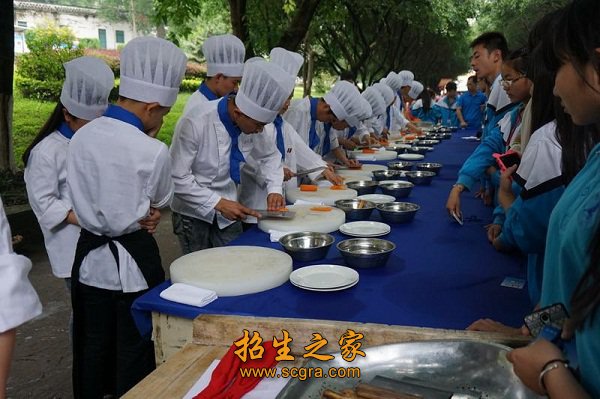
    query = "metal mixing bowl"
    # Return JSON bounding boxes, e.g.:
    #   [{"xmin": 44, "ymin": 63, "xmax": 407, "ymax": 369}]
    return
[
  {"xmin": 372, "ymin": 169, "xmax": 402, "ymax": 181},
  {"xmin": 345, "ymin": 180, "xmax": 379, "ymax": 196},
  {"xmin": 279, "ymin": 231, "xmax": 335, "ymax": 262},
  {"xmin": 417, "ymin": 139, "xmax": 439, "ymax": 146},
  {"xmin": 334, "ymin": 198, "xmax": 376, "ymax": 221},
  {"xmin": 379, "ymin": 181, "xmax": 414, "ymax": 199},
  {"xmin": 337, "ymin": 238, "xmax": 396, "ymax": 268},
  {"xmin": 376, "ymin": 202, "xmax": 420, "ymax": 223},
  {"xmin": 415, "ymin": 162, "xmax": 443, "ymax": 175},
  {"xmin": 405, "ymin": 170, "xmax": 436, "ymax": 185},
  {"xmin": 407, "ymin": 146, "xmax": 429, "ymax": 155},
  {"xmin": 387, "ymin": 161, "xmax": 414, "ymax": 171}
]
